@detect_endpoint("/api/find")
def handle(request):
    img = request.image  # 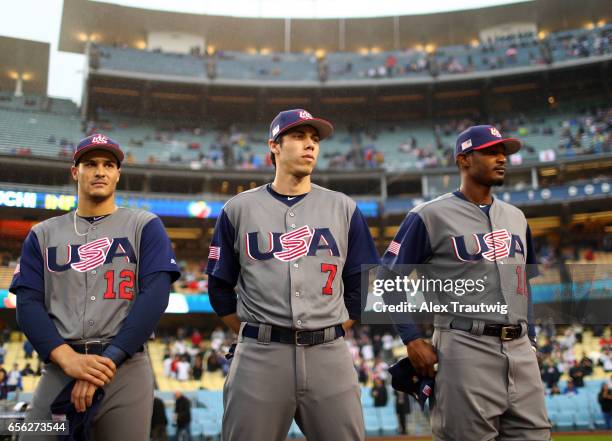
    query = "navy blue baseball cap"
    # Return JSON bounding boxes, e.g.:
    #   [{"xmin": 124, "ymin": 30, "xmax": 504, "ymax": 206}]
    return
[
  {"xmin": 51, "ymin": 379, "xmax": 105, "ymax": 441},
  {"xmin": 455, "ymin": 125, "xmax": 522, "ymax": 158},
  {"xmin": 73, "ymin": 134, "xmax": 124, "ymax": 165},
  {"xmin": 388, "ymin": 357, "xmax": 435, "ymax": 411},
  {"xmin": 269, "ymin": 109, "xmax": 334, "ymax": 142}
]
